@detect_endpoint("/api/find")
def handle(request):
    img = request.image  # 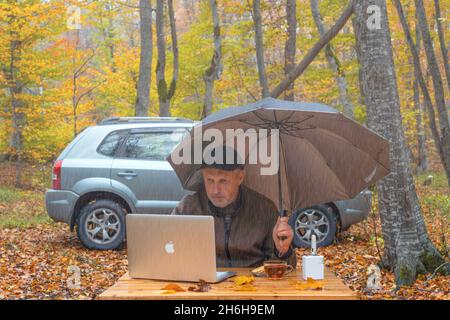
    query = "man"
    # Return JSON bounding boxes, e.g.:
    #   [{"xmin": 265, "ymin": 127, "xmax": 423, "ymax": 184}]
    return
[{"xmin": 171, "ymin": 148, "xmax": 296, "ymax": 268}]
